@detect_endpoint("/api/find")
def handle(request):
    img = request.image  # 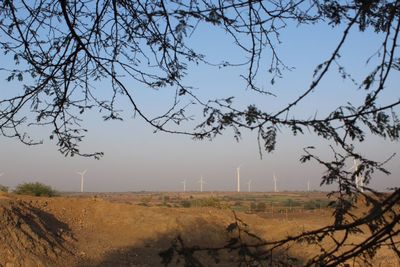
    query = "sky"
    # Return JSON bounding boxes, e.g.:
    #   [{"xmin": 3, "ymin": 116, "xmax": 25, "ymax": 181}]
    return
[{"xmin": 0, "ymin": 6, "xmax": 399, "ymax": 192}]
